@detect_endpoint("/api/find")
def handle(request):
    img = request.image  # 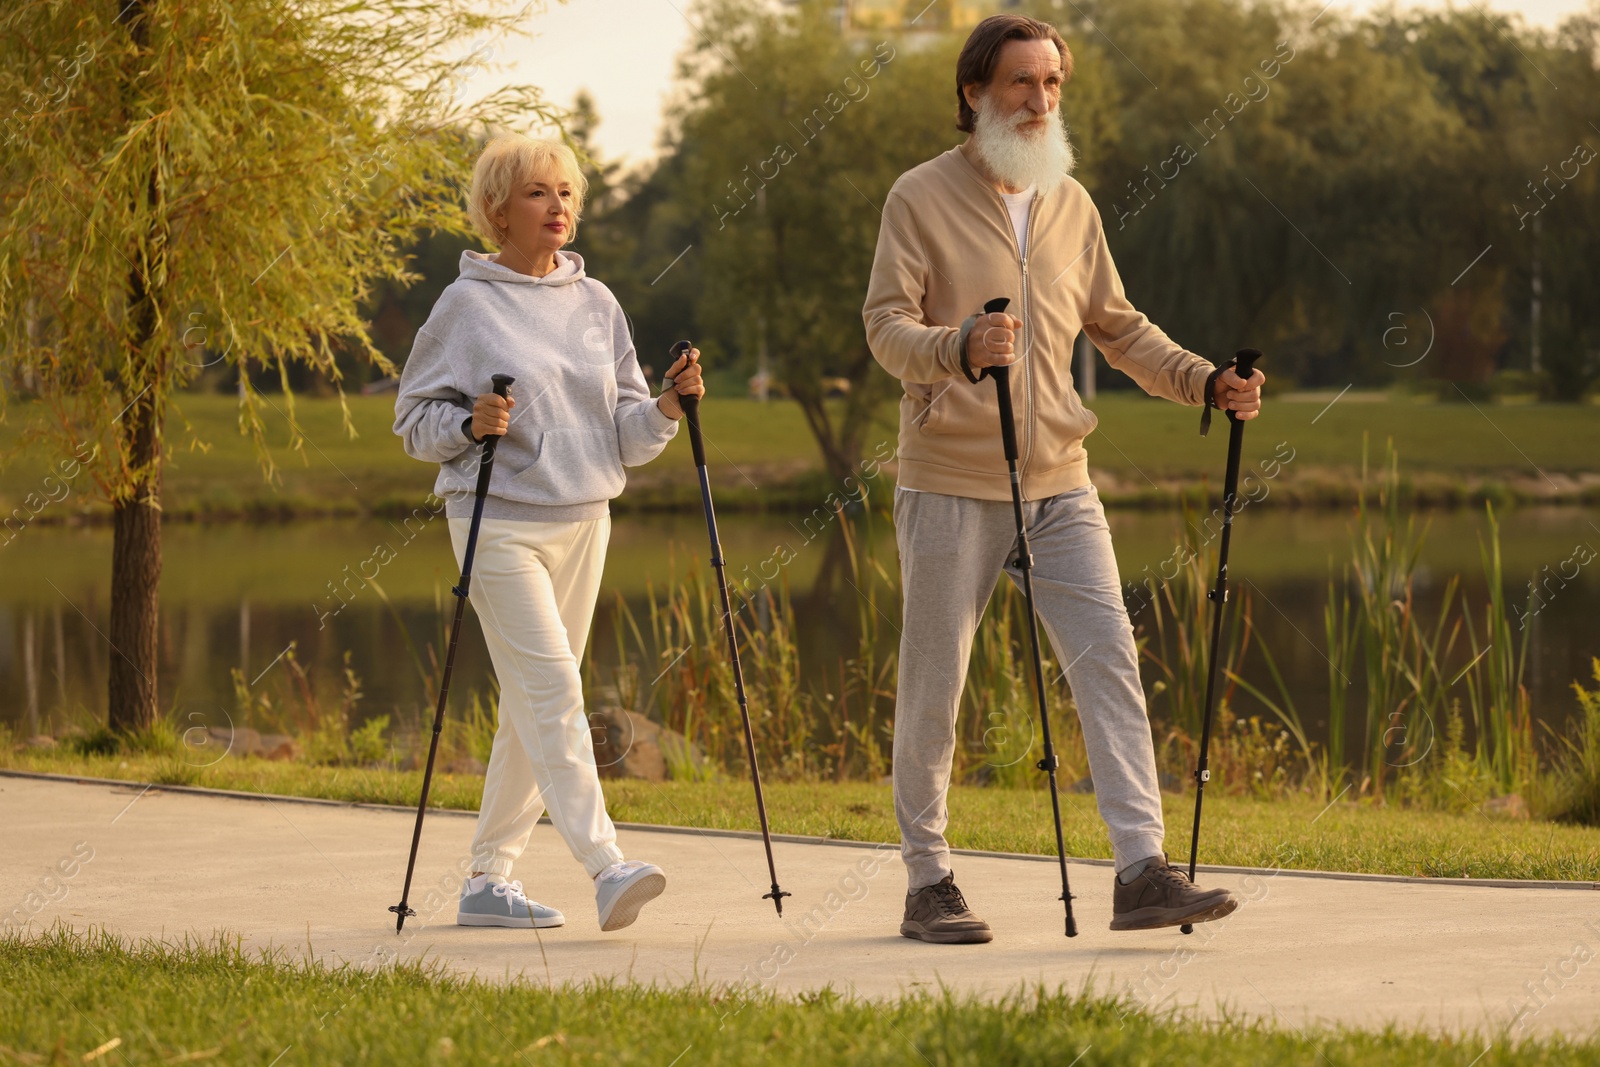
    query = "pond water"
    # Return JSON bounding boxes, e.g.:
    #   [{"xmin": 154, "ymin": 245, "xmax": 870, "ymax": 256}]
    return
[{"xmin": 2, "ymin": 503, "xmax": 1597, "ymax": 754}]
